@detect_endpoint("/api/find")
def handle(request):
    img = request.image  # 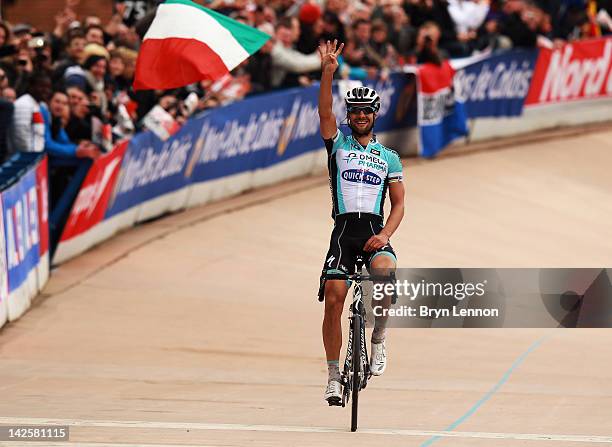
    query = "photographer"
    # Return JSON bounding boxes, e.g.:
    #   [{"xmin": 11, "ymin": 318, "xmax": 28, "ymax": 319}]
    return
[{"xmin": 414, "ymin": 22, "xmax": 447, "ymax": 65}]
